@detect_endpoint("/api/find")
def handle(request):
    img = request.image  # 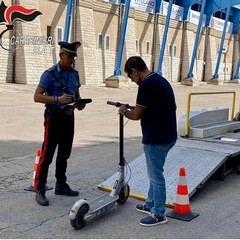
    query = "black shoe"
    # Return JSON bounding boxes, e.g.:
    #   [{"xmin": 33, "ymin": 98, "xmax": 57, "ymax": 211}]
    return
[
  {"xmin": 55, "ymin": 183, "xmax": 79, "ymax": 196},
  {"xmin": 35, "ymin": 191, "xmax": 49, "ymax": 206},
  {"xmin": 136, "ymin": 203, "xmax": 151, "ymax": 215},
  {"xmin": 140, "ymin": 214, "xmax": 168, "ymax": 226}
]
